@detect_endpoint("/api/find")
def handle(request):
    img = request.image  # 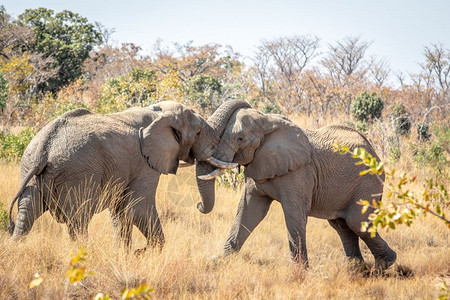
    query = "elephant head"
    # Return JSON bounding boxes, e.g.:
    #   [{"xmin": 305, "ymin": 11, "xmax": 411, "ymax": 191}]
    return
[
  {"xmin": 141, "ymin": 101, "xmax": 237, "ymax": 175},
  {"xmin": 196, "ymin": 101, "xmax": 312, "ymax": 212}
]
